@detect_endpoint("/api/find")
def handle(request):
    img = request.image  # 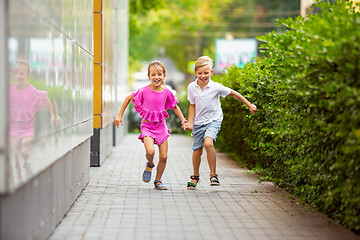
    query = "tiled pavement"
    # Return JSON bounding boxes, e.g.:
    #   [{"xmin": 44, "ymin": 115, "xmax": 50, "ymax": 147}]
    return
[{"xmin": 49, "ymin": 134, "xmax": 360, "ymax": 240}]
